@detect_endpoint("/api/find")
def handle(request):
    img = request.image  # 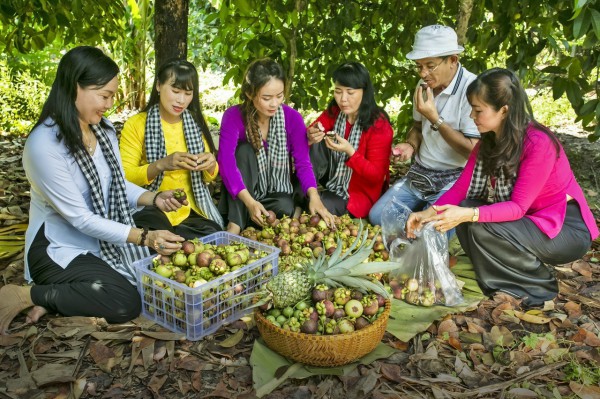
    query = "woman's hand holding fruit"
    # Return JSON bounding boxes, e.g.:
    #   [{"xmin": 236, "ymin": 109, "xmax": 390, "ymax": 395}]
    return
[
  {"xmin": 154, "ymin": 189, "xmax": 188, "ymax": 212},
  {"xmin": 146, "ymin": 230, "xmax": 184, "ymax": 255}
]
